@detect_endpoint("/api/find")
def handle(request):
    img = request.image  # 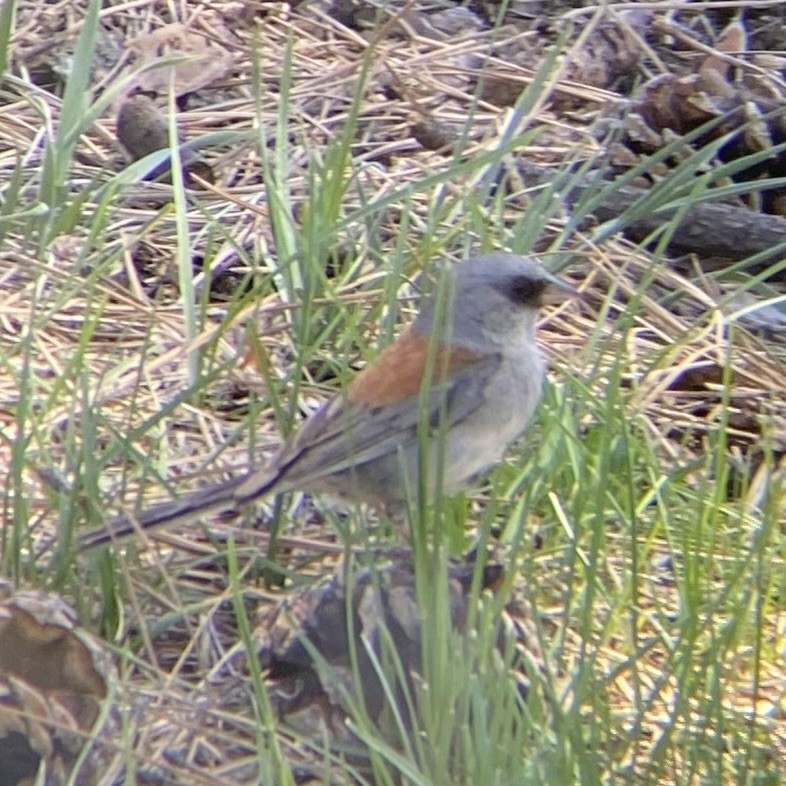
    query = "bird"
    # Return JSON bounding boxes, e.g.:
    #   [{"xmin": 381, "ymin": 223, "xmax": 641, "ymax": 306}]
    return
[{"xmin": 79, "ymin": 253, "xmax": 573, "ymax": 550}]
